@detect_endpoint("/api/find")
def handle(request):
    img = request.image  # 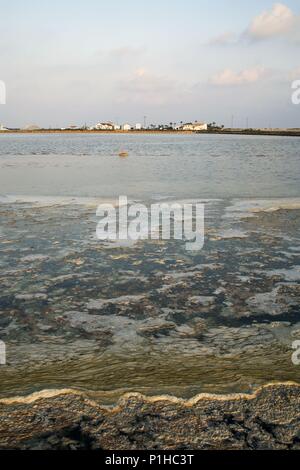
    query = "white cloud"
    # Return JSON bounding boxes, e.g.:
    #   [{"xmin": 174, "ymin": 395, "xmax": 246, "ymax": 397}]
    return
[
  {"xmin": 247, "ymin": 3, "xmax": 295, "ymax": 39},
  {"xmin": 117, "ymin": 69, "xmax": 186, "ymax": 105},
  {"xmin": 211, "ymin": 66, "xmax": 268, "ymax": 86},
  {"xmin": 108, "ymin": 46, "xmax": 145, "ymax": 59},
  {"xmin": 94, "ymin": 46, "xmax": 145, "ymax": 64},
  {"xmin": 211, "ymin": 3, "xmax": 300, "ymax": 45},
  {"xmin": 207, "ymin": 32, "xmax": 237, "ymax": 46}
]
